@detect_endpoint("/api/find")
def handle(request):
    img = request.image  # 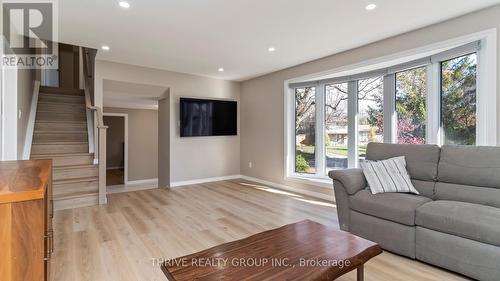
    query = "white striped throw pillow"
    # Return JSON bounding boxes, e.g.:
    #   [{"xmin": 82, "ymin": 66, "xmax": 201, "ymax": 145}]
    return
[{"xmin": 360, "ymin": 156, "xmax": 419, "ymax": 195}]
